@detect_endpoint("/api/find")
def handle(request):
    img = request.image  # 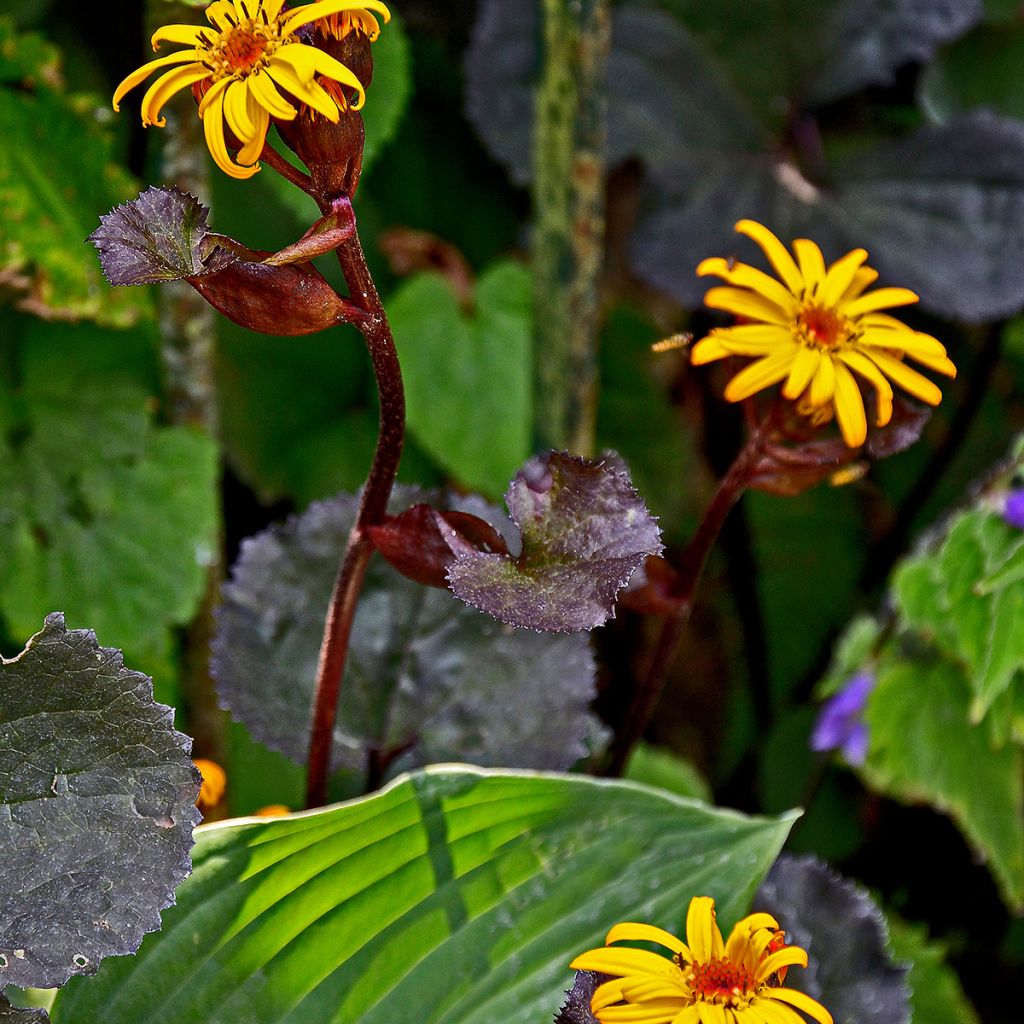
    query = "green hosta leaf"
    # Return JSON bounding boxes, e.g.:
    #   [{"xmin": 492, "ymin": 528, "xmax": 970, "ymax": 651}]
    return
[
  {"xmin": 0, "ymin": 86, "xmax": 149, "ymax": 326},
  {"xmin": 886, "ymin": 918, "xmax": 981, "ymax": 1024},
  {"xmin": 212, "ymin": 491, "xmax": 604, "ymax": 776},
  {"xmin": 624, "ymin": 742, "xmax": 711, "ymax": 802},
  {"xmin": 446, "ymin": 452, "xmax": 663, "ymax": 632},
  {"xmin": 863, "ymin": 658, "xmax": 1024, "ymax": 910},
  {"xmin": 894, "ymin": 508, "xmax": 1024, "ymax": 720},
  {"xmin": 755, "ymin": 855, "xmax": 910, "ymax": 1024},
  {"xmin": 0, "ymin": 615, "xmax": 200, "ymax": 991},
  {"xmin": 50, "ymin": 767, "xmax": 797, "ymax": 1024},
  {"xmin": 388, "ymin": 262, "xmax": 533, "ymax": 497},
  {"xmin": 0, "ymin": 345, "xmax": 219, "ymax": 672}
]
